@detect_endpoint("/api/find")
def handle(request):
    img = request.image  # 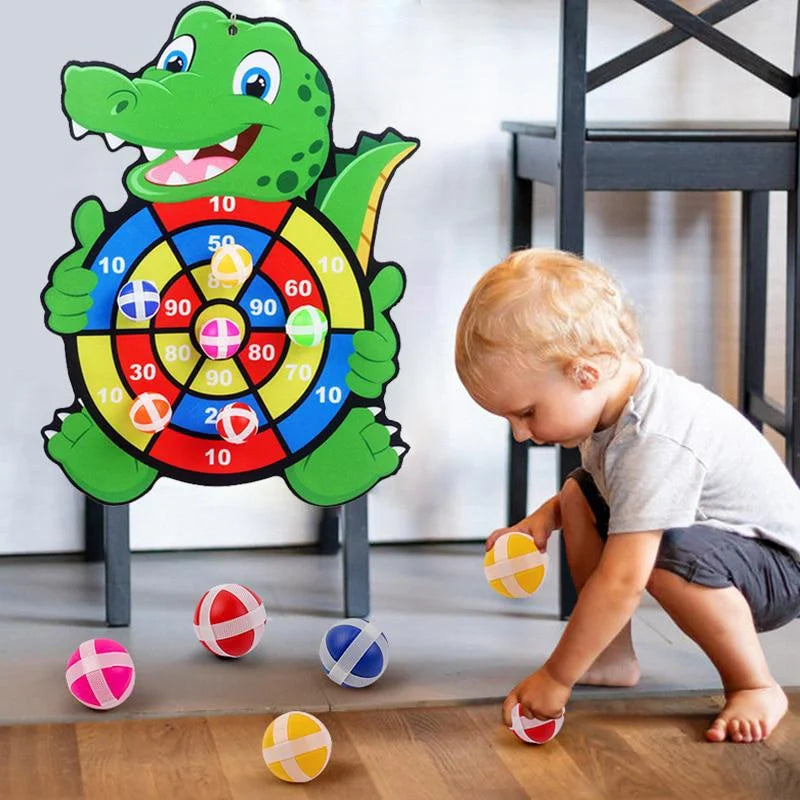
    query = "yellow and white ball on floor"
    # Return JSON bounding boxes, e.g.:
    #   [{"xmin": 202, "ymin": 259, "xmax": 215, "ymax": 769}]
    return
[
  {"xmin": 484, "ymin": 531, "xmax": 548, "ymax": 597},
  {"xmin": 262, "ymin": 711, "xmax": 332, "ymax": 783}
]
